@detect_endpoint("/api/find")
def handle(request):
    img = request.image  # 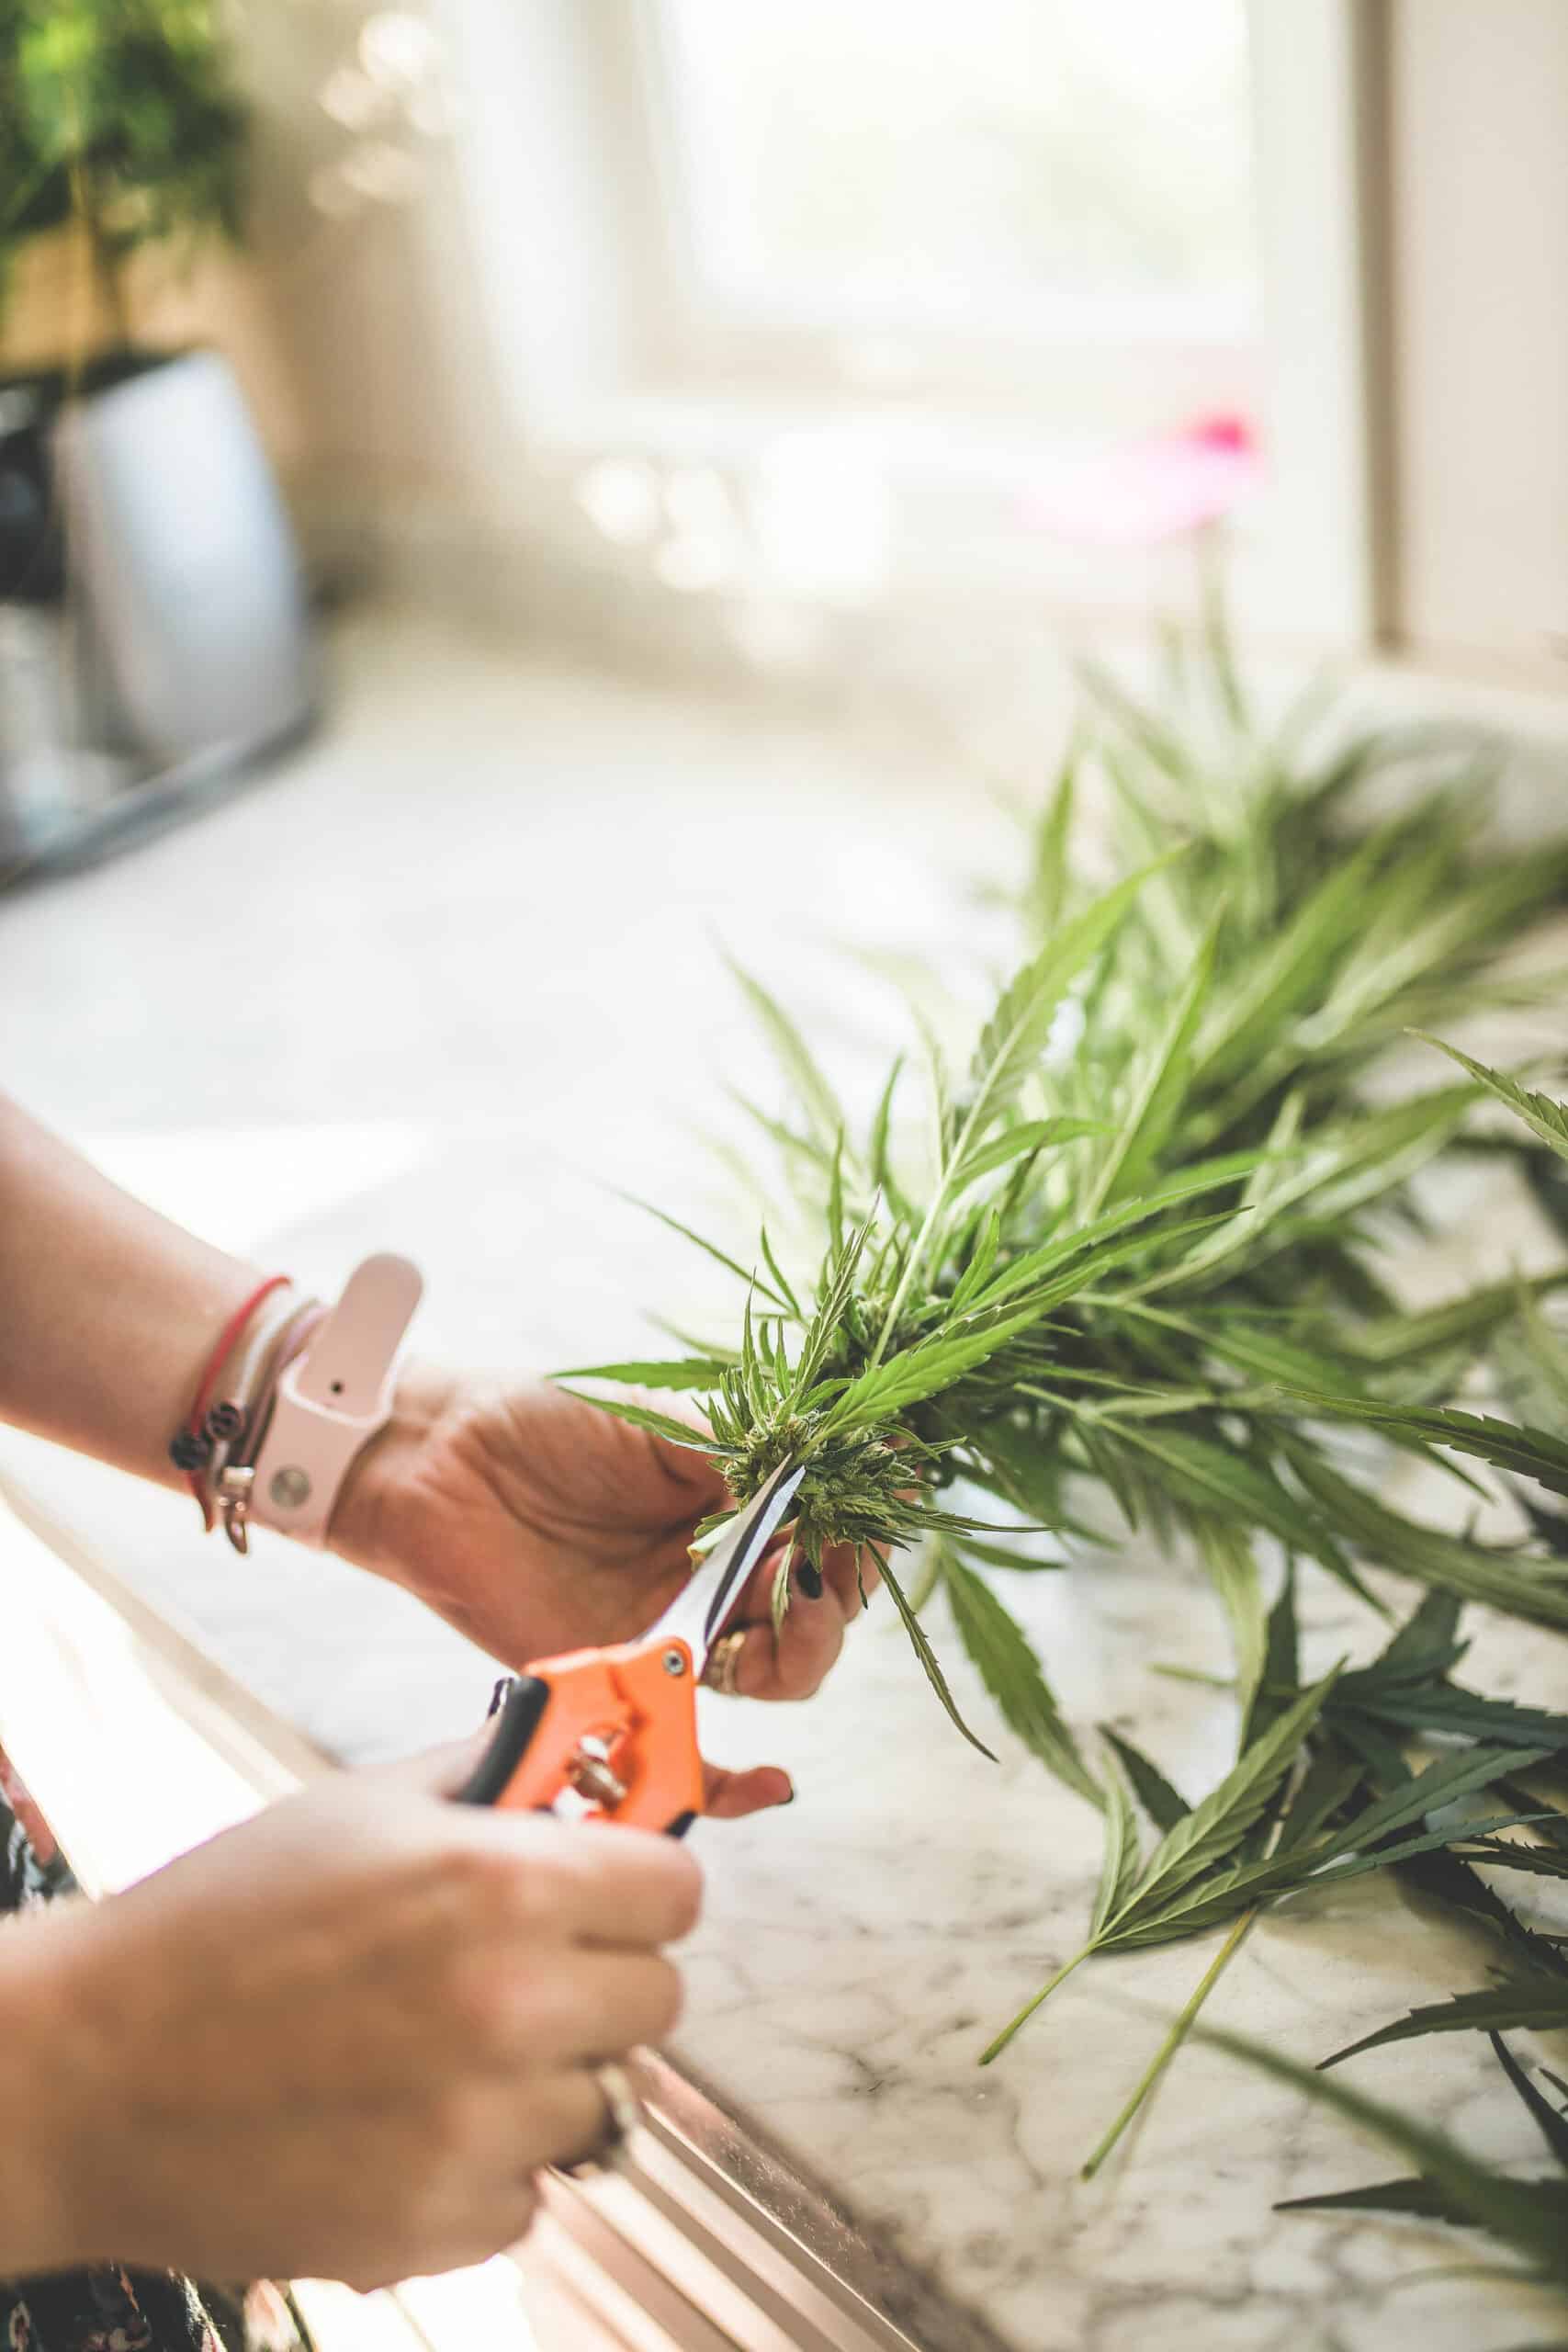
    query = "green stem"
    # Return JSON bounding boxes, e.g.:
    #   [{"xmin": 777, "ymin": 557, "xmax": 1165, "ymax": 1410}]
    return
[
  {"xmin": 868, "ymin": 1184, "xmax": 949, "ymax": 1373},
  {"xmin": 870, "ymin": 1069, "xmax": 1005, "ymax": 1372},
  {"xmin": 979, "ymin": 1944, "xmax": 1091, "ymax": 2065},
  {"xmin": 905, "ymin": 1536, "xmax": 945, "ymax": 1615},
  {"xmin": 1079, "ymin": 1908, "xmax": 1258, "ymax": 2179}
]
